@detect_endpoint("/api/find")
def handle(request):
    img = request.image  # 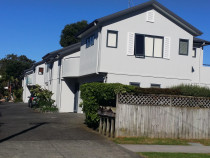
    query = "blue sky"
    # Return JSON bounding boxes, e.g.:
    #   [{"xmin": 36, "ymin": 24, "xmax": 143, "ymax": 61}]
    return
[{"xmin": 0, "ymin": 0, "xmax": 210, "ymax": 63}]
